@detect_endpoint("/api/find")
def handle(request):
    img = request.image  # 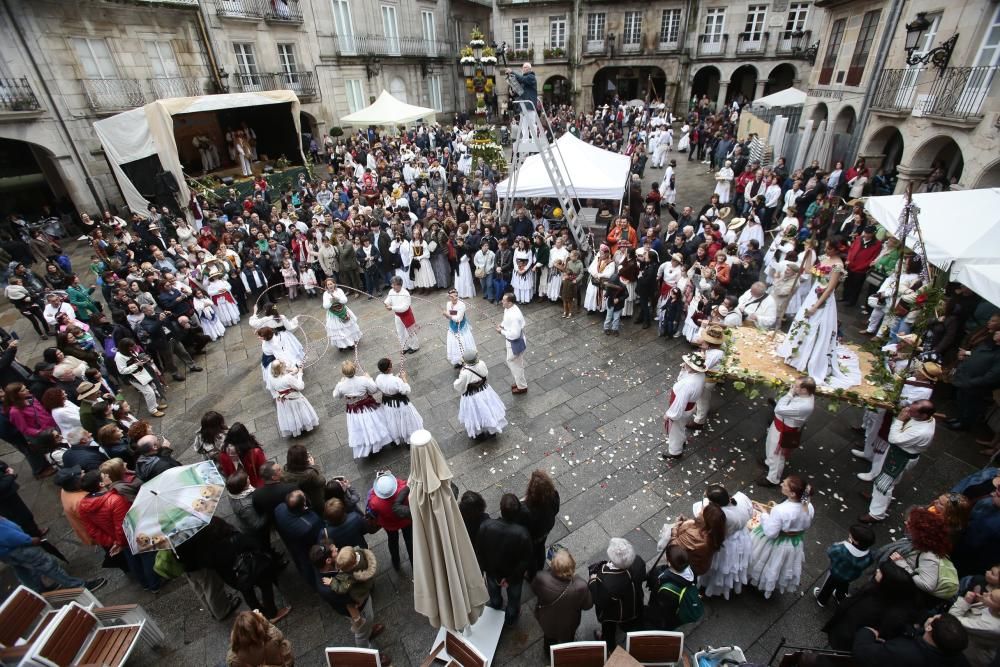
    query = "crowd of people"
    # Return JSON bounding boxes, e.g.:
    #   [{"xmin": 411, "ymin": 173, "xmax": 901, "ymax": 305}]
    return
[{"xmin": 0, "ymin": 85, "xmax": 997, "ymax": 666}]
